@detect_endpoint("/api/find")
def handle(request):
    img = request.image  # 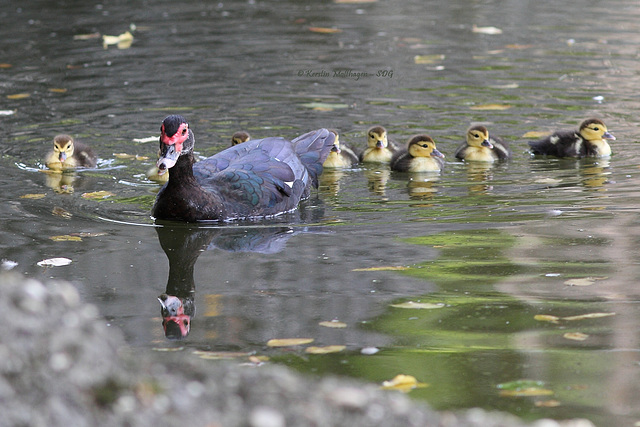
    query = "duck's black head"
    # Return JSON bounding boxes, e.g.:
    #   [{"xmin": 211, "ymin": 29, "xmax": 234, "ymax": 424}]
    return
[{"xmin": 157, "ymin": 115, "xmax": 195, "ymax": 173}]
